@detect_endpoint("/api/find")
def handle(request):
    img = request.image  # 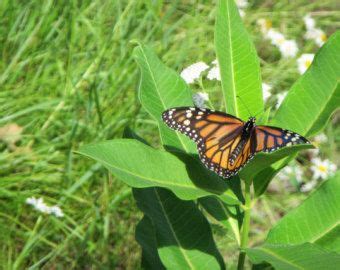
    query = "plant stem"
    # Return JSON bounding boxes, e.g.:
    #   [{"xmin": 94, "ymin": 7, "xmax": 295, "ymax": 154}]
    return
[{"xmin": 237, "ymin": 181, "xmax": 252, "ymax": 270}]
